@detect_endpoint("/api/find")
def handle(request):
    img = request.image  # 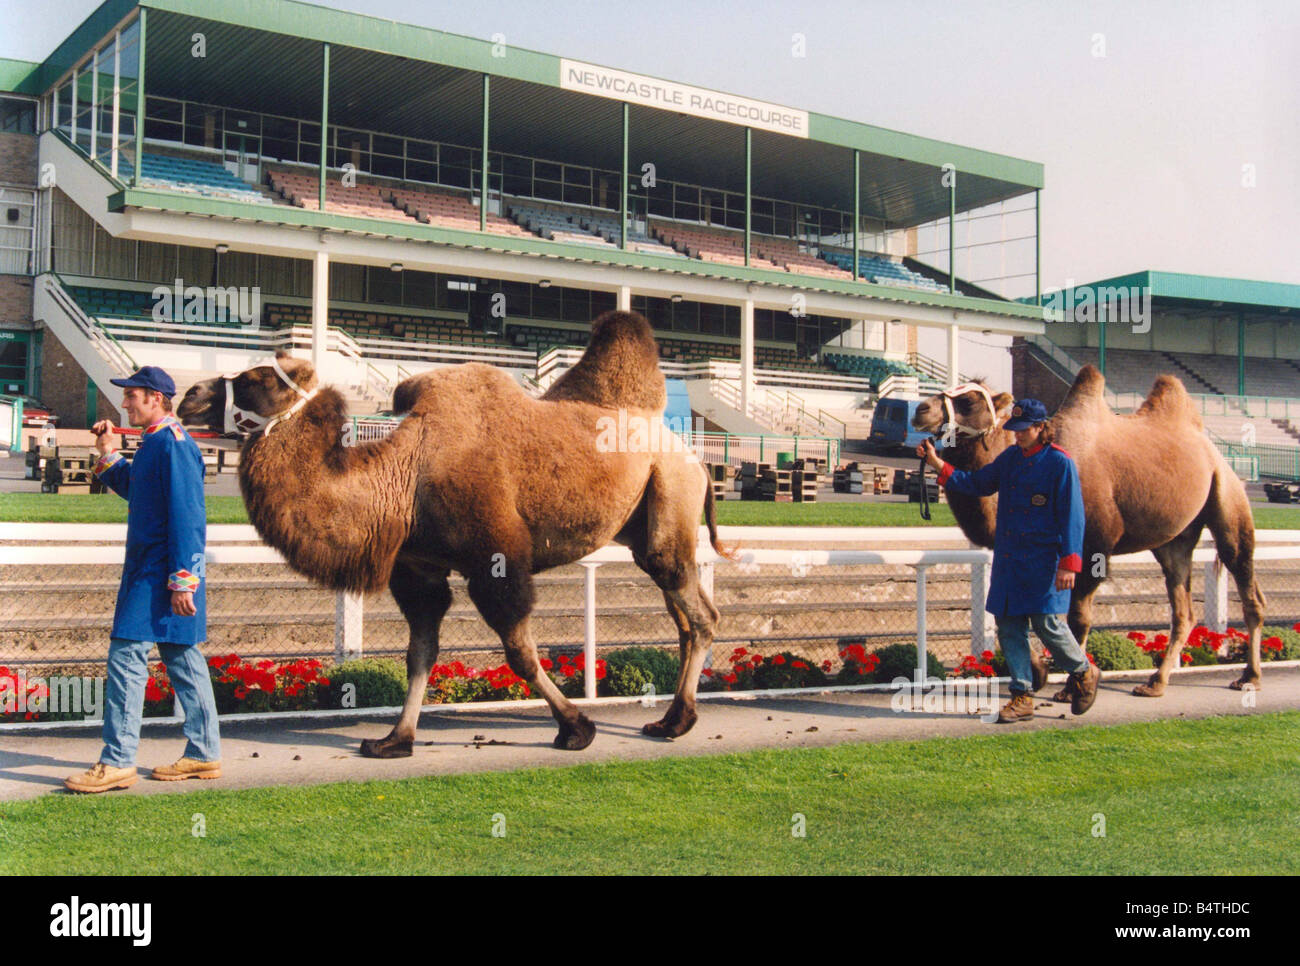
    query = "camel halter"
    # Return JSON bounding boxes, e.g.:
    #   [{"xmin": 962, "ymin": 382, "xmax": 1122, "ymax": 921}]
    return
[
  {"xmin": 937, "ymin": 382, "xmax": 1000, "ymax": 449},
  {"xmin": 223, "ymin": 356, "xmax": 319, "ymax": 437}
]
